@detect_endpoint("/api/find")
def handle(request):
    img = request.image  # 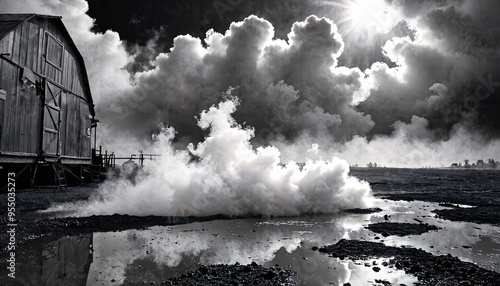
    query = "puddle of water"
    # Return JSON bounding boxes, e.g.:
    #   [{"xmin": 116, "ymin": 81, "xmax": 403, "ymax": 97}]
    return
[
  {"xmin": 364, "ymin": 200, "xmax": 500, "ymax": 272},
  {"xmin": 85, "ymin": 214, "xmax": 418, "ymax": 286},
  {"xmin": 1, "ymin": 199, "xmax": 499, "ymax": 285},
  {"xmin": 0, "ymin": 235, "xmax": 93, "ymax": 285}
]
